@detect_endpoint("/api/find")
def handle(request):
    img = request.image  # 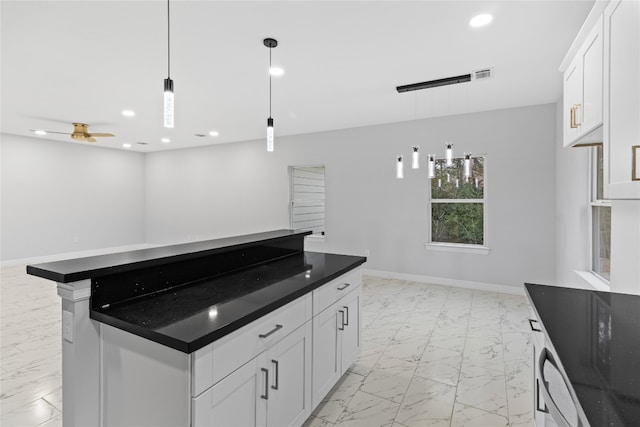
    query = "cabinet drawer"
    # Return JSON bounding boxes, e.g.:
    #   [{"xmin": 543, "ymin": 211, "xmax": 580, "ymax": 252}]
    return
[
  {"xmin": 313, "ymin": 268, "xmax": 362, "ymax": 315},
  {"xmin": 192, "ymin": 293, "xmax": 312, "ymax": 397}
]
